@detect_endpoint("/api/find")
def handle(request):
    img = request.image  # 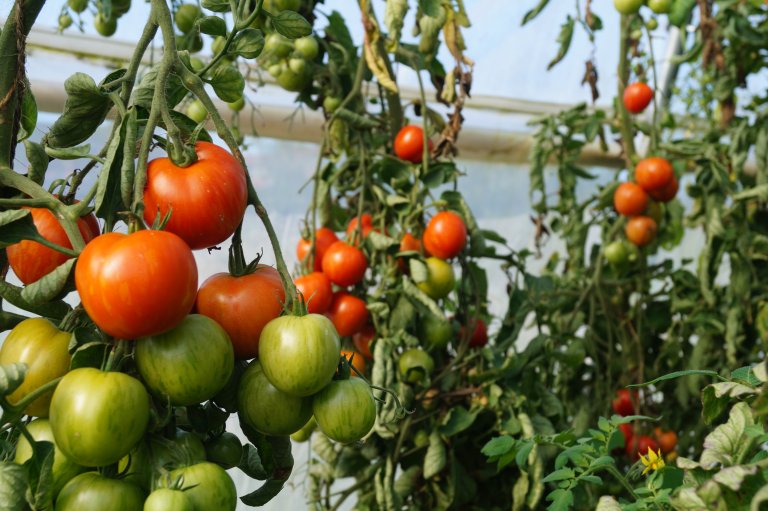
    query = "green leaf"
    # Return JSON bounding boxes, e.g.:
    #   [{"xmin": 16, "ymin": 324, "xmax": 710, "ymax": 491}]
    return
[
  {"xmin": 0, "ymin": 209, "xmax": 42, "ymax": 248},
  {"xmin": 546, "ymin": 488, "xmax": 574, "ymax": 511},
  {"xmin": 238, "ymin": 444, "xmax": 269, "ymax": 480},
  {"xmin": 201, "ymin": 0, "xmax": 230, "ymax": 12},
  {"xmin": 44, "ymin": 144, "xmax": 91, "ymax": 160},
  {"xmin": 43, "ymin": 73, "xmax": 114, "ymax": 149},
  {"xmin": 522, "ymin": 0, "xmax": 549, "ymax": 26},
  {"xmin": 70, "ymin": 341, "xmax": 110, "ymax": 370},
  {"xmin": 402, "ymin": 277, "xmax": 444, "ymax": 319},
  {"xmin": 627, "ymin": 369, "xmax": 722, "ymax": 387},
  {"xmin": 20, "ymin": 259, "xmax": 76, "ymax": 305},
  {"xmin": 515, "ymin": 442, "xmax": 534, "ymax": 469},
  {"xmin": 17, "ymin": 86, "xmax": 37, "ymax": 142},
  {"xmin": 132, "ymin": 67, "xmax": 187, "ymax": 111},
  {"xmin": 324, "ymin": 11, "xmax": 354, "ymax": 54},
  {"xmin": 23, "ymin": 438, "xmax": 55, "ymax": 511},
  {"xmin": 208, "ymin": 65, "xmax": 245, "ymax": 103},
  {"xmin": 0, "ymin": 363, "xmax": 27, "ymax": 397},
  {"xmin": 197, "ymin": 15, "xmax": 226, "ymax": 36},
  {"xmin": 409, "ymin": 258, "xmax": 428, "ymax": 284},
  {"xmin": 239, "ymin": 435, "xmax": 293, "ymax": 506},
  {"xmin": 699, "ymin": 402, "xmax": 754, "ymax": 468},
  {"xmin": 541, "ymin": 468, "xmax": 574, "ymax": 484},
  {"xmin": 95, "ymin": 115, "xmax": 128, "ymax": 224},
  {"xmin": 0, "ymin": 279, "xmax": 70, "ymax": 320},
  {"xmin": 423, "ymin": 431, "xmax": 446, "ymax": 479},
  {"xmin": 384, "ymin": 0, "xmax": 408, "ymax": 51},
  {"xmin": 24, "ymin": 140, "xmax": 48, "ymax": 185},
  {"xmin": 394, "ymin": 465, "xmax": 421, "ymax": 499},
  {"xmin": 0, "ymin": 461, "xmax": 28, "ymax": 511},
  {"xmin": 270, "ymin": 10, "xmax": 311, "ymax": 39},
  {"xmin": 438, "ymin": 406, "xmax": 477, "ymax": 437},
  {"xmin": 230, "ymin": 28, "xmax": 265, "ymax": 59},
  {"xmin": 547, "ymin": 17, "xmax": 574, "ymax": 70}
]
